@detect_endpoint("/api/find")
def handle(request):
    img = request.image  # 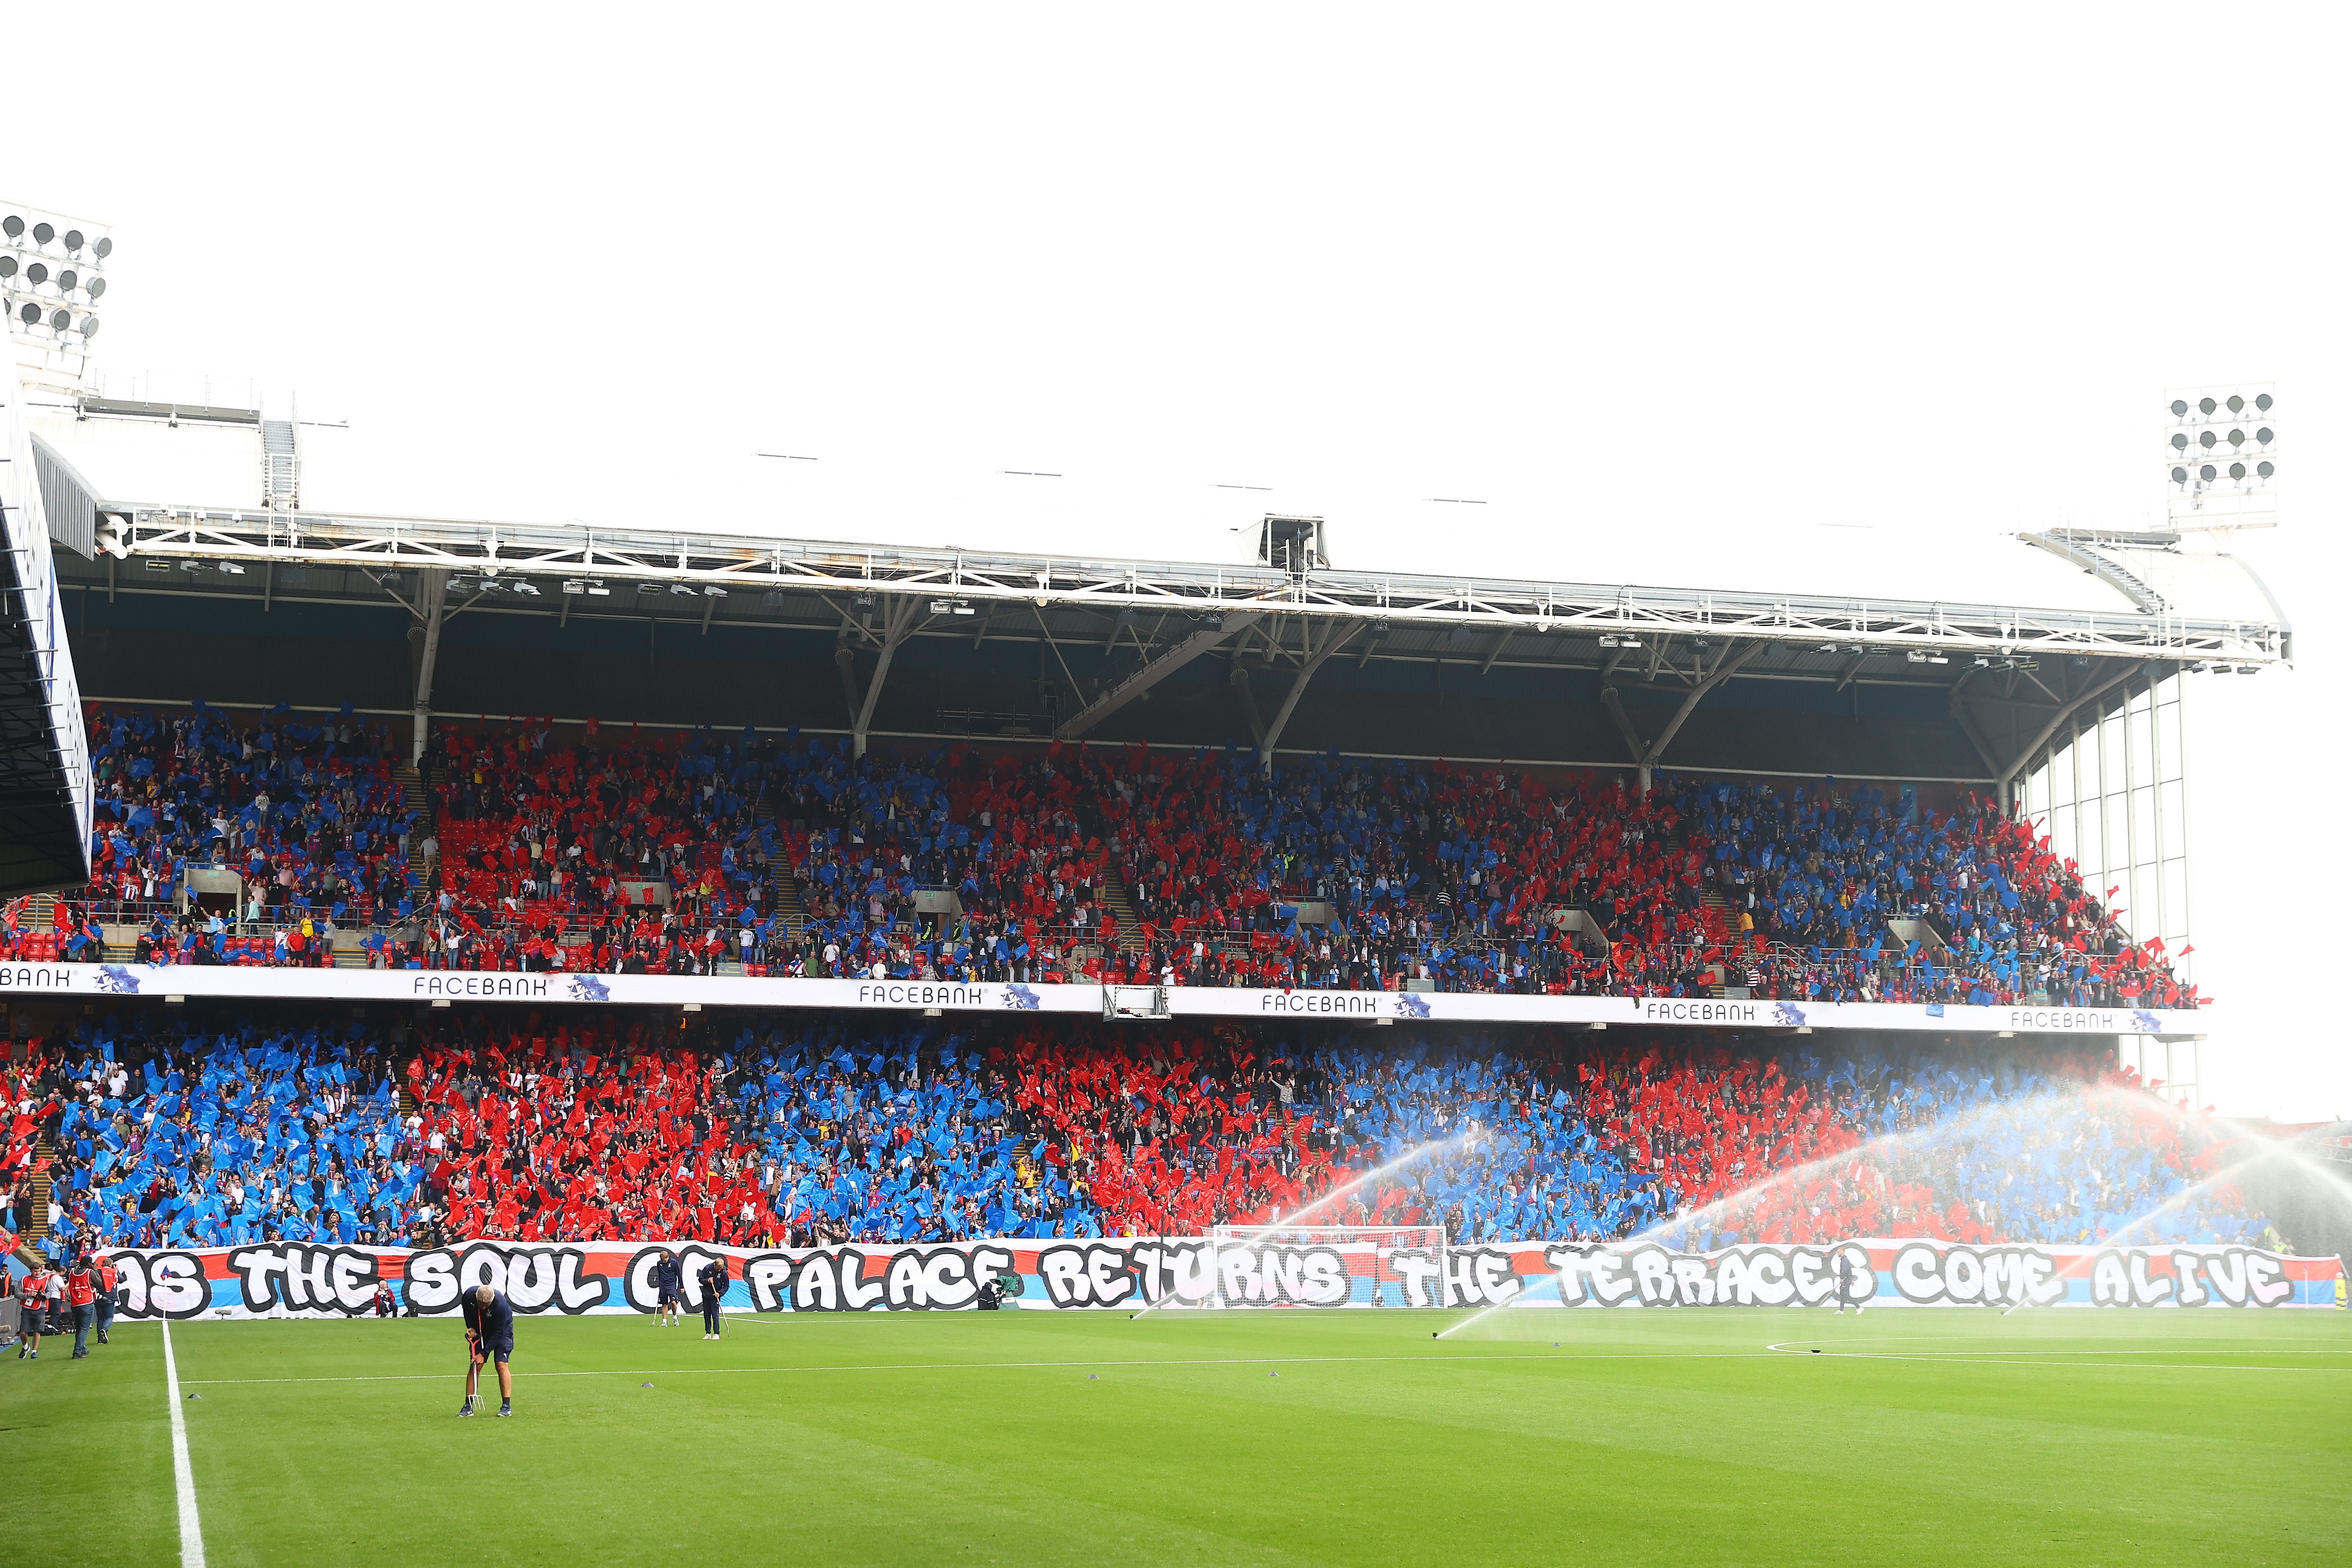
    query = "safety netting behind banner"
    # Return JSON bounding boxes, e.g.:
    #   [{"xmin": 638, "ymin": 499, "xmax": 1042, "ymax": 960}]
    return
[{"xmin": 97, "ymin": 1236, "xmax": 2347, "ymax": 1319}]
